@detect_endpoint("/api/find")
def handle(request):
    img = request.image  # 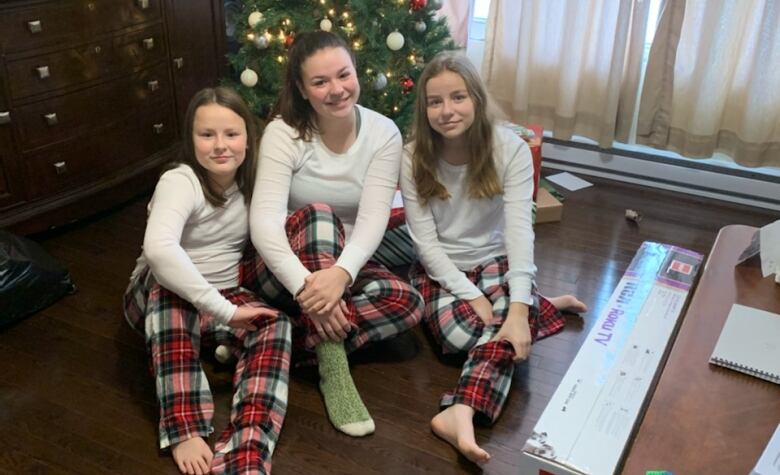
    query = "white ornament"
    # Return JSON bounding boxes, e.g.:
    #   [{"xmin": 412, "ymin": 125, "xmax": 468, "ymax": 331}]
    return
[
  {"xmin": 415, "ymin": 21, "xmax": 427, "ymax": 33},
  {"xmin": 373, "ymin": 72, "xmax": 388, "ymax": 90},
  {"xmin": 214, "ymin": 345, "xmax": 231, "ymax": 364},
  {"xmin": 248, "ymin": 11, "xmax": 264, "ymax": 28},
  {"xmin": 386, "ymin": 31, "xmax": 405, "ymax": 51},
  {"xmin": 320, "ymin": 18, "xmax": 333, "ymax": 32},
  {"xmin": 240, "ymin": 67, "xmax": 259, "ymax": 87},
  {"xmin": 253, "ymin": 34, "xmax": 269, "ymax": 49}
]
